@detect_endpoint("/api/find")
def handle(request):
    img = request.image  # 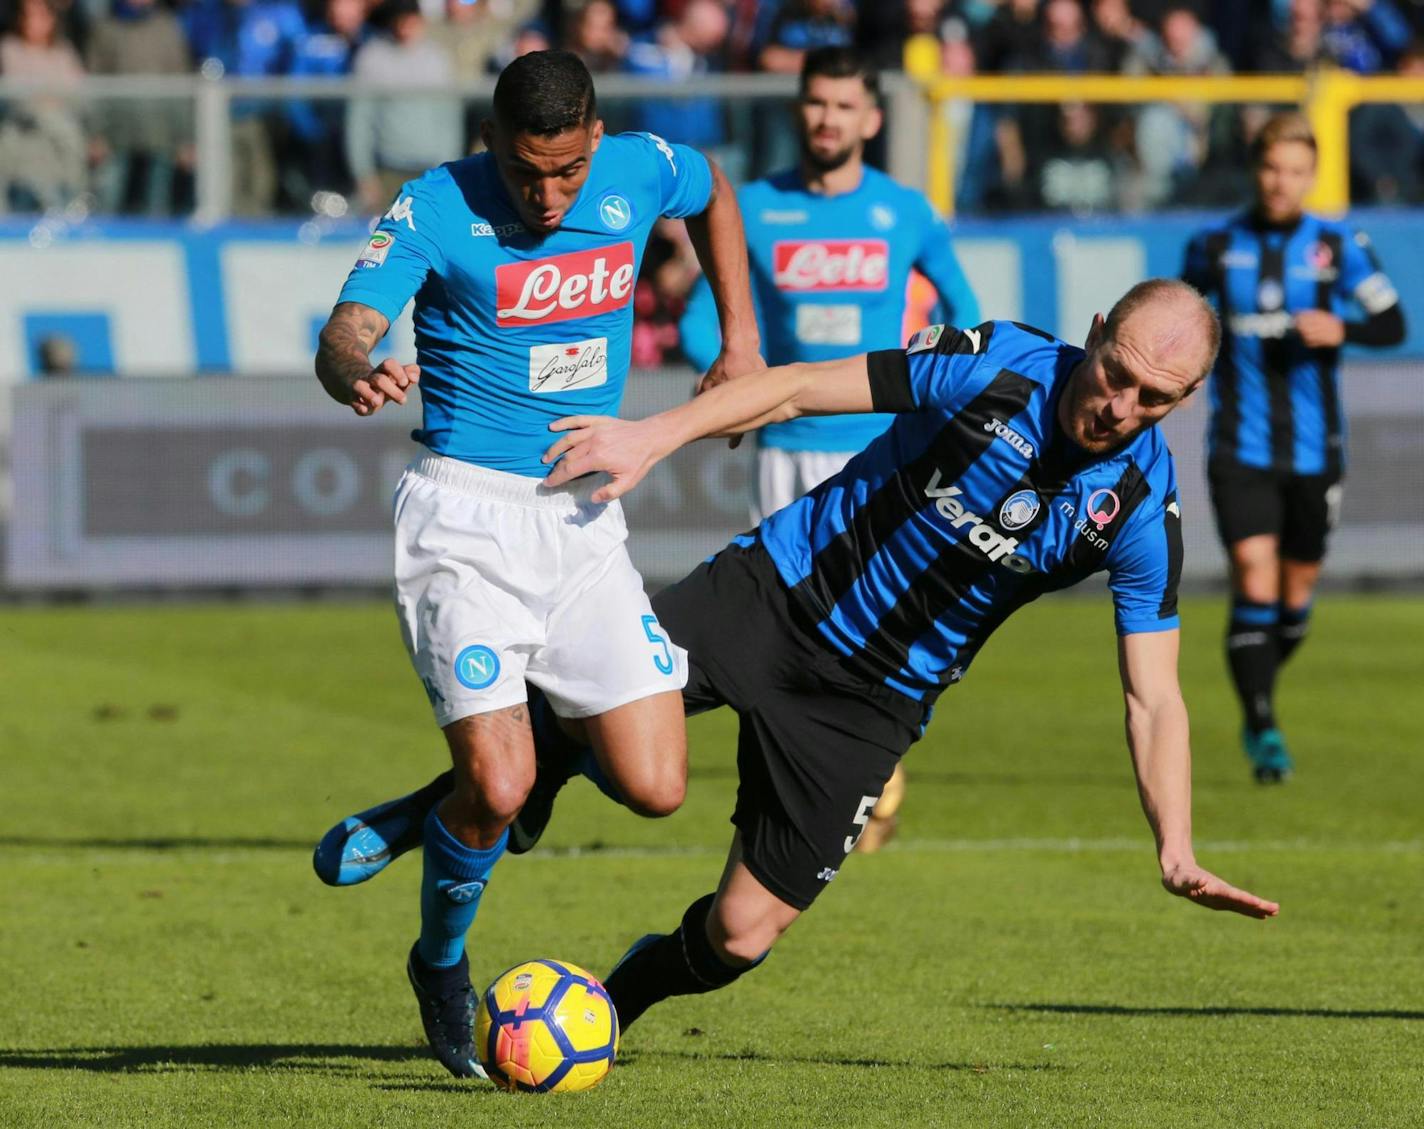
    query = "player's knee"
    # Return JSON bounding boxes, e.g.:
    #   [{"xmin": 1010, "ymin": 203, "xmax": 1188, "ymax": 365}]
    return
[
  {"xmin": 621, "ymin": 769, "xmax": 685, "ymax": 819},
  {"xmin": 712, "ymin": 917, "xmax": 783, "ymax": 966},
  {"xmin": 451, "ymin": 767, "xmax": 534, "ymax": 827}
]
